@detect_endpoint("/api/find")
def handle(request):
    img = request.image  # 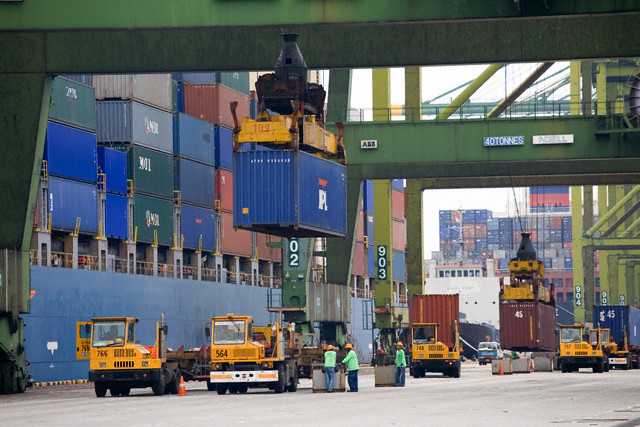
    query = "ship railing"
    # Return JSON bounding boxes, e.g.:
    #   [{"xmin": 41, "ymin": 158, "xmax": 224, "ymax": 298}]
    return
[
  {"xmin": 182, "ymin": 266, "xmax": 197, "ymax": 280},
  {"xmin": 136, "ymin": 261, "xmax": 154, "ymax": 276},
  {"xmin": 398, "ymin": 293, "xmax": 407, "ymax": 304},
  {"xmin": 201, "ymin": 267, "xmax": 218, "ymax": 282}
]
